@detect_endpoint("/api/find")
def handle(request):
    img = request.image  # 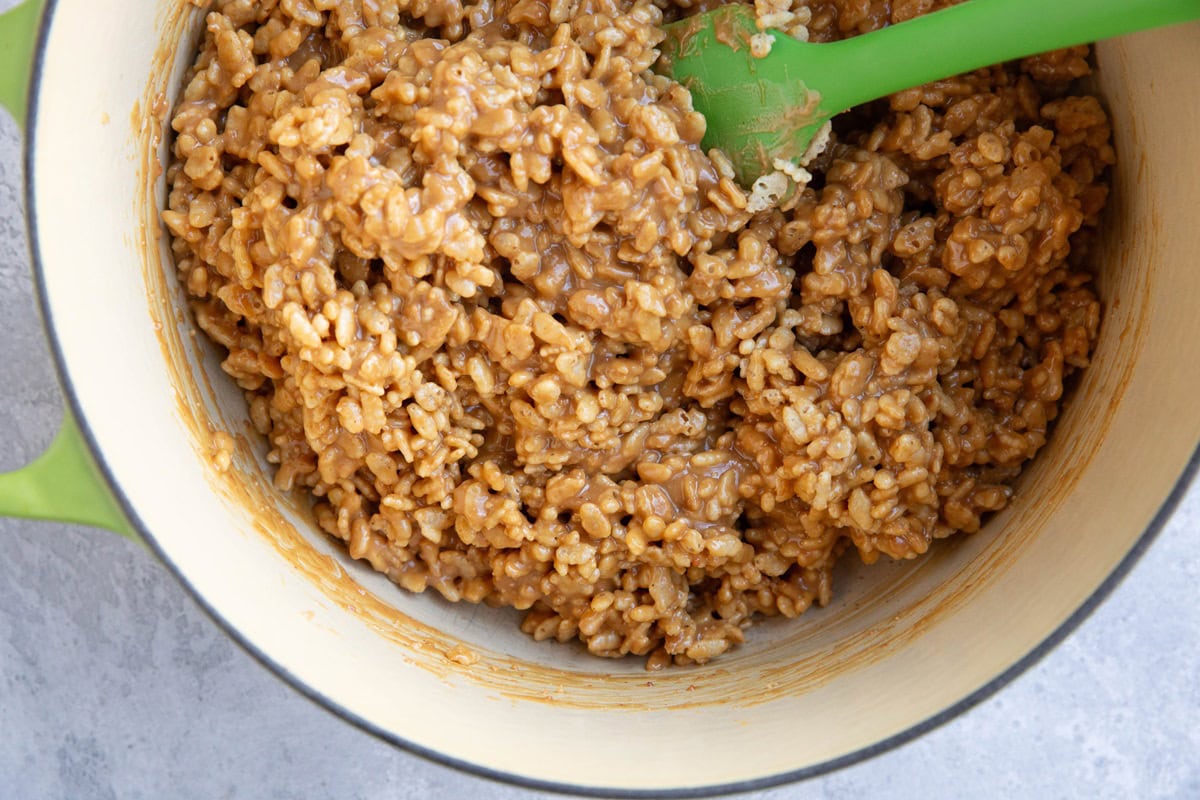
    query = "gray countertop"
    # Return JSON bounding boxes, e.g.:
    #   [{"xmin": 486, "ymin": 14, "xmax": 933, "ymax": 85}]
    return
[{"xmin": 1, "ymin": 82, "xmax": 1198, "ymax": 800}]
